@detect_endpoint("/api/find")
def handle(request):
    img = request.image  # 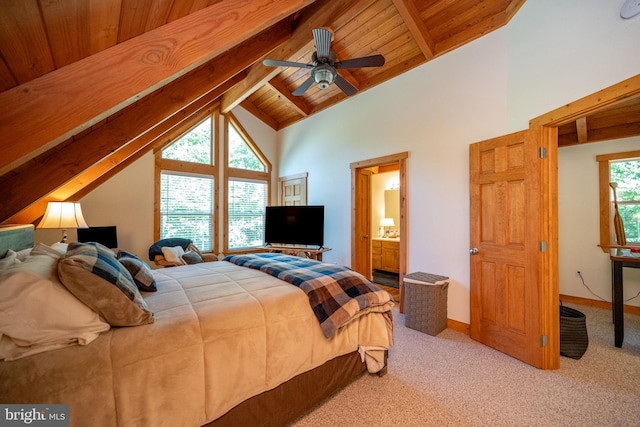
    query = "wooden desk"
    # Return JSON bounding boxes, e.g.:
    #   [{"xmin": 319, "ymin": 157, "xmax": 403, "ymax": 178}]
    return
[
  {"xmin": 265, "ymin": 246, "xmax": 331, "ymax": 262},
  {"xmin": 610, "ymin": 252, "xmax": 640, "ymax": 348}
]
